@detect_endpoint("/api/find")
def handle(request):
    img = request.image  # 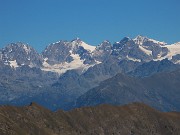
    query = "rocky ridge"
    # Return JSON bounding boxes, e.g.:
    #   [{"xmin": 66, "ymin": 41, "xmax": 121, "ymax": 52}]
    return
[{"xmin": 0, "ymin": 102, "xmax": 180, "ymax": 135}]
